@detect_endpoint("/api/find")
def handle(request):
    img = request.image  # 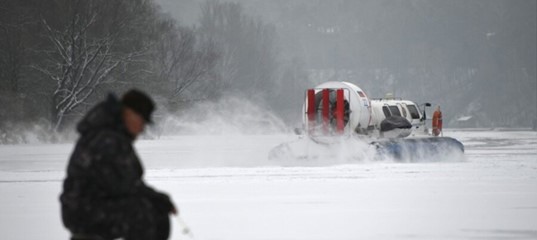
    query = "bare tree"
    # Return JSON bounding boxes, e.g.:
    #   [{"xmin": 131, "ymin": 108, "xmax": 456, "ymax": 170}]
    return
[
  {"xmin": 198, "ymin": 0, "xmax": 279, "ymax": 96},
  {"xmin": 199, "ymin": 0, "xmax": 240, "ymax": 91},
  {"xmin": 153, "ymin": 21, "xmax": 220, "ymax": 105},
  {"xmin": 0, "ymin": 20, "xmax": 23, "ymax": 93},
  {"xmin": 35, "ymin": 2, "xmax": 128, "ymax": 132},
  {"xmin": 0, "ymin": 1, "xmax": 33, "ymax": 93}
]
